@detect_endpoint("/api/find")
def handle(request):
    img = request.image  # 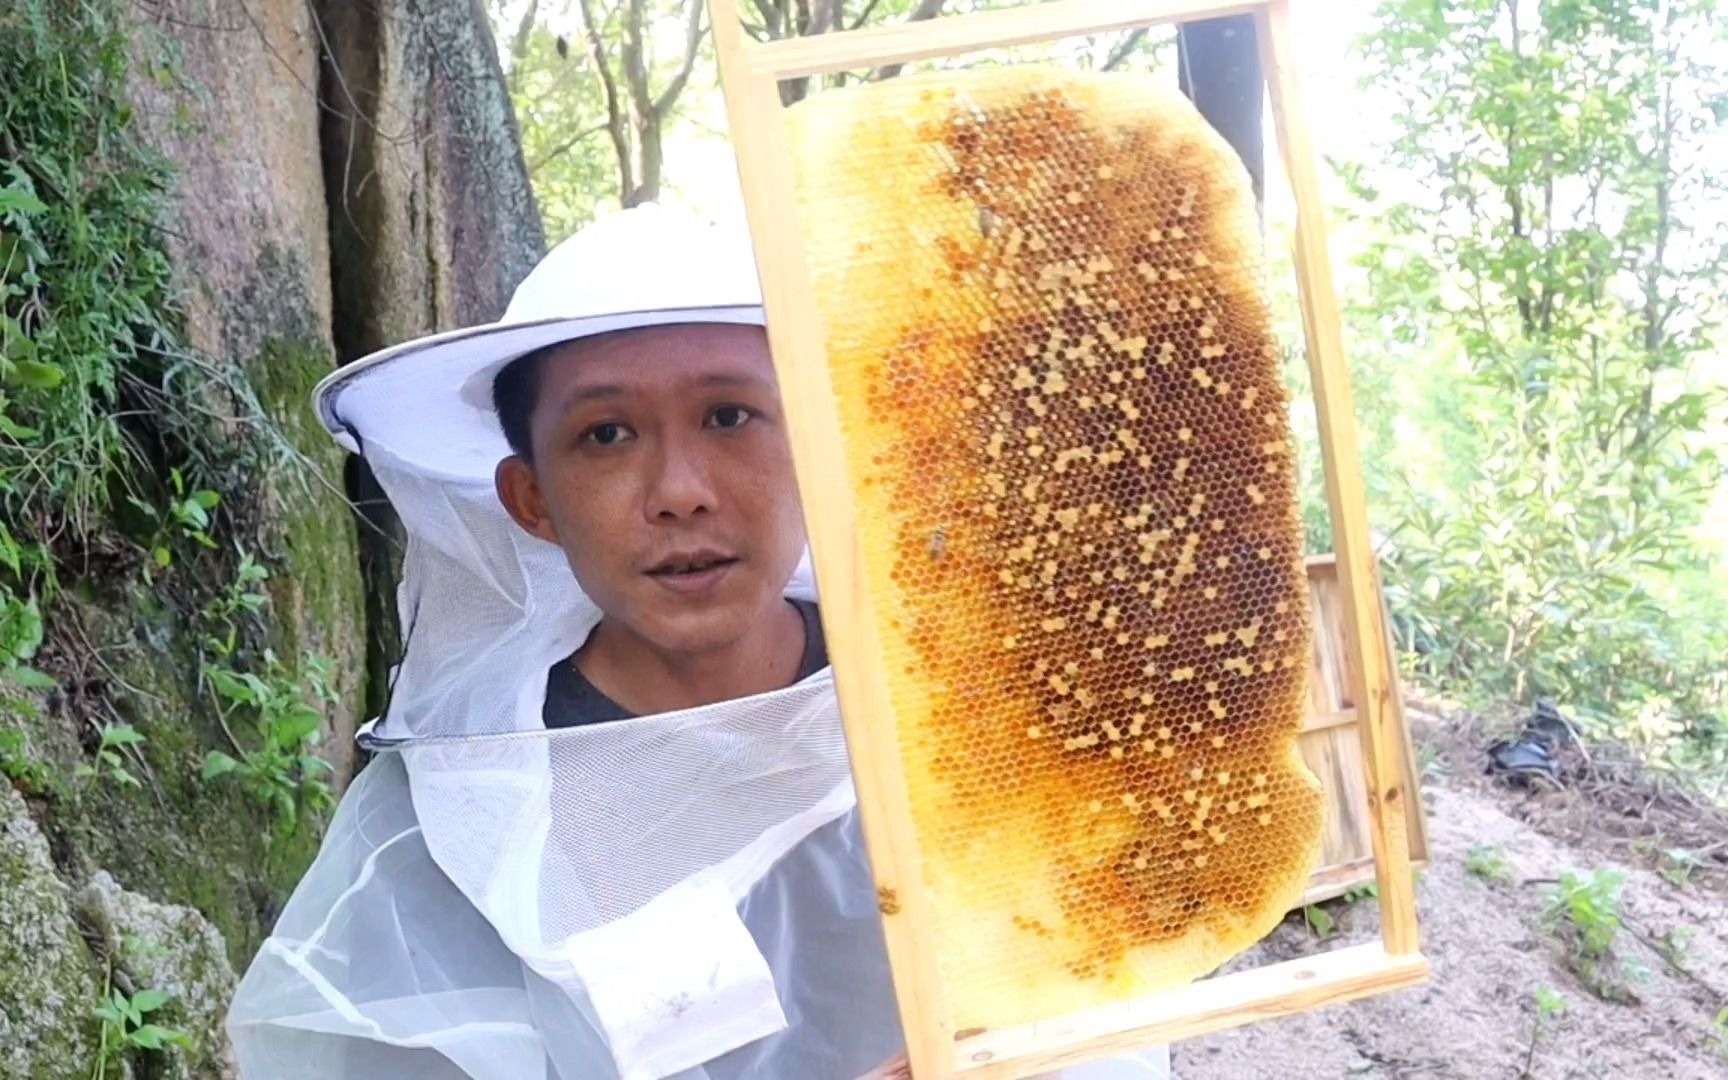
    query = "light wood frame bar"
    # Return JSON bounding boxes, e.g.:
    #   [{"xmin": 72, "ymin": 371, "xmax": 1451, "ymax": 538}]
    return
[{"xmin": 707, "ymin": 1, "xmax": 1427, "ymax": 1075}]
